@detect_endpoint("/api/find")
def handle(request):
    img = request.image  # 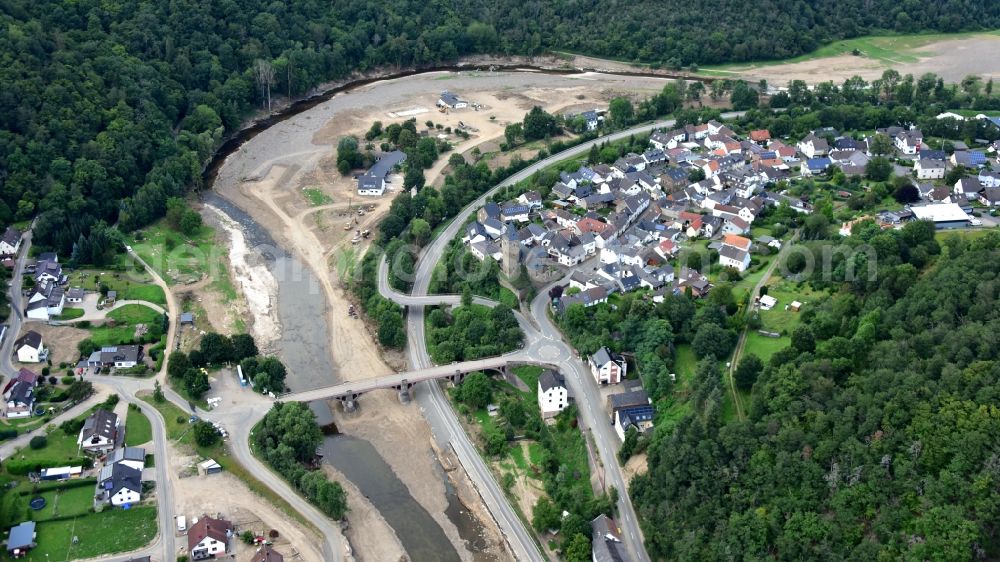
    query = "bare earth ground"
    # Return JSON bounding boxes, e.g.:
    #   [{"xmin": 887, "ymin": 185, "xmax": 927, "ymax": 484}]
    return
[
  {"xmin": 16, "ymin": 323, "xmax": 90, "ymax": 368},
  {"xmin": 321, "ymin": 462, "xmax": 407, "ymax": 562},
  {"xmin": 169, "ymin": 446, "xmax": 323, "ymax": 562},
  {"xmin": 623, "ymin": 453, "xmax": 648, "ymax": 483},
  {"xmin": 210, "ymin": 70, "xmax": 675, "ymax": 560}
]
